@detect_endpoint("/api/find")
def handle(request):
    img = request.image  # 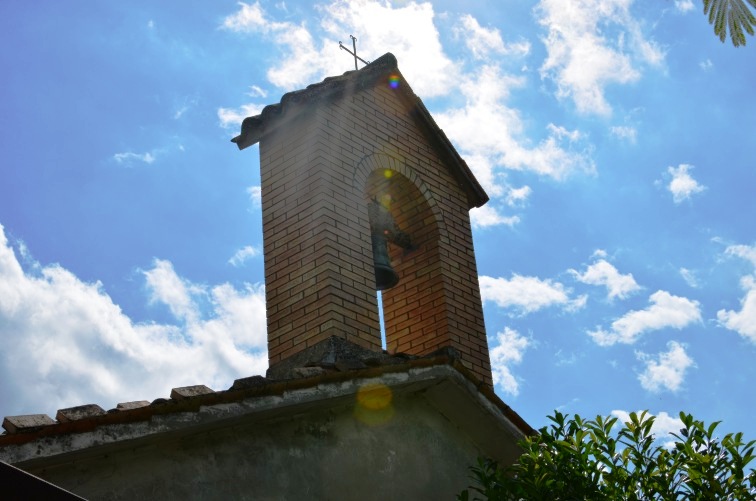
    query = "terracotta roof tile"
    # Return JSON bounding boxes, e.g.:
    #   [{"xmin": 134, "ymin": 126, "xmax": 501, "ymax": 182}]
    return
[
  {"xmin": 56, "ymin": 404, "xmax": 106, "ymax": 423},
  {"xmin": 115, "ymin": 400, "xmax": 151, "ymax": 411},
  {"xmin": 2, "ymin": 414, "xmax": 56, "ymax": 434},
  {"xmin": 170, "ymin": 385, "xmax": 215, "ymax": 400}
]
